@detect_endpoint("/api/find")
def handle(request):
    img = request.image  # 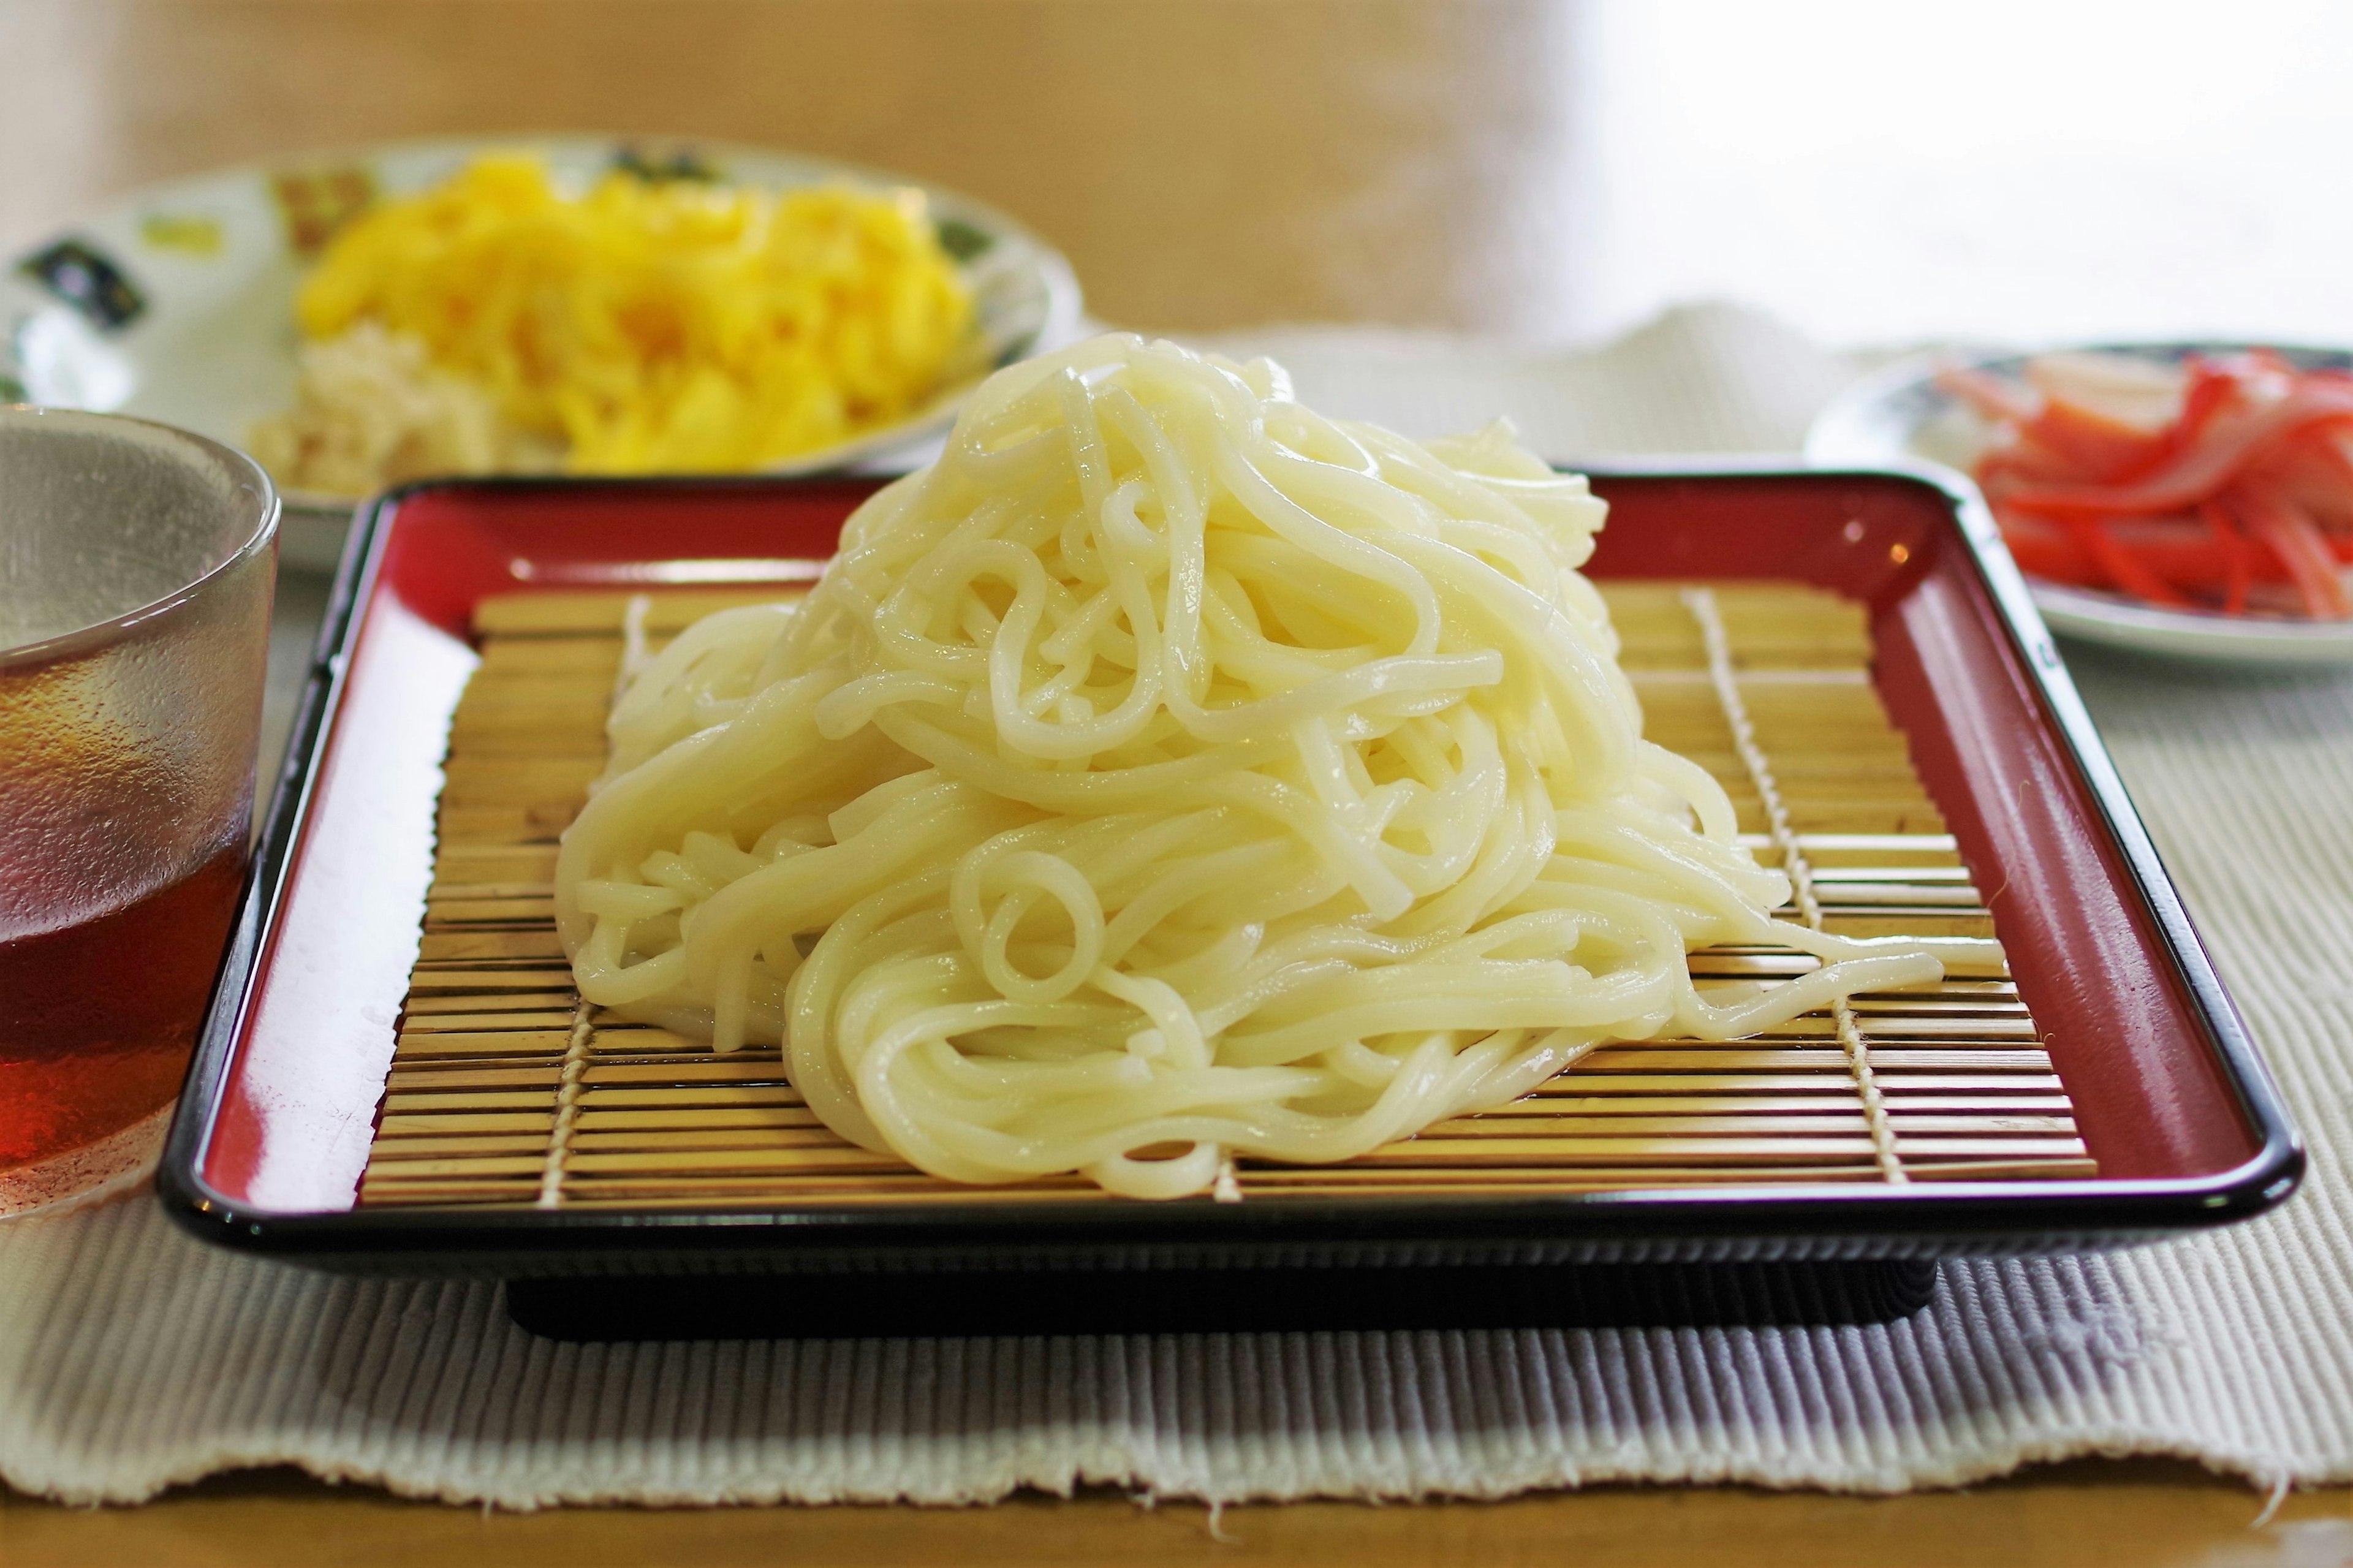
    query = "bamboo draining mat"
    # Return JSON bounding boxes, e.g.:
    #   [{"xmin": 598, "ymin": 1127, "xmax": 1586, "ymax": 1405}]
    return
[{"xmin": 360, "ymin": 583, "xmax": 2094, "ymax": 1210}]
